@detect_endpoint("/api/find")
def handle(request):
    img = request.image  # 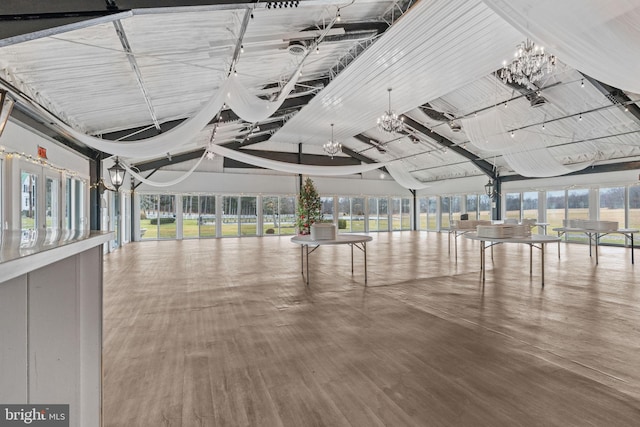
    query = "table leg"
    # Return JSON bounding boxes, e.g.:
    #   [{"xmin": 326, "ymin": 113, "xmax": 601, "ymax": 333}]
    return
[
  {"xmin": 632, "ymin": 233, "xmax": 635, "ymax": 264},
  {"xmin": 595, "ymin": 233, "xmax": 599, "ymax": 265},
  {"xmin": 364, "ymin": 242, "xmax": 368, "ymax": 286},
  {"xmin": 455, "ymin": 232, "xmax": 458, "ymax": 262},
  {"xmin": 351, "ymin": 244, "xmax": 354, "ymax": 275},
  {"xmin": 300, "ymin": 245, "xmax": 304, "ymax": 275},
  {"xmin": 481, "ymin": 241, "xmax": 485, "ymax": 283},
  {"xmin": 557, "ymin": 232, "xmax": 561, "ymax": 259},
  {"xmin": 588, "ymin": 232, "xmax": 592, "ymax": 257},
  {"xmin": 448, "ymin": 231, "xmax": 451, "ymax": 255},
  {"xmin": 305, "ymin": 244, "xmax": 310, "ymax": 286},
  {"xmin": 542, "ymin": 243, "xmax": 545, "ymax": 287},
  {"xmin": 530, "ymin": 244, "xmax": 533, "ymax": 275}
]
